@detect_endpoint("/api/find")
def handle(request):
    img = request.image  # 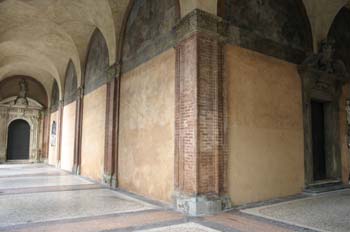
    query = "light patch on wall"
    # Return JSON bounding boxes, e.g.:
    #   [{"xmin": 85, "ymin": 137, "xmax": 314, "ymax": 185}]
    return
[
  {"xmin": 81, "ymin": 85, "xmax": 107, "ymax": 181},
  {"xmin": 60, "ymin": 102, "xmax": 76, "ymax": 172},
  {"xmin": 225, "ymin": 45, "xmax": 305, "ymax": 205},
  {"xmin": 118, "ymin": 49, "xmax": 175, "ymax": 202}
]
